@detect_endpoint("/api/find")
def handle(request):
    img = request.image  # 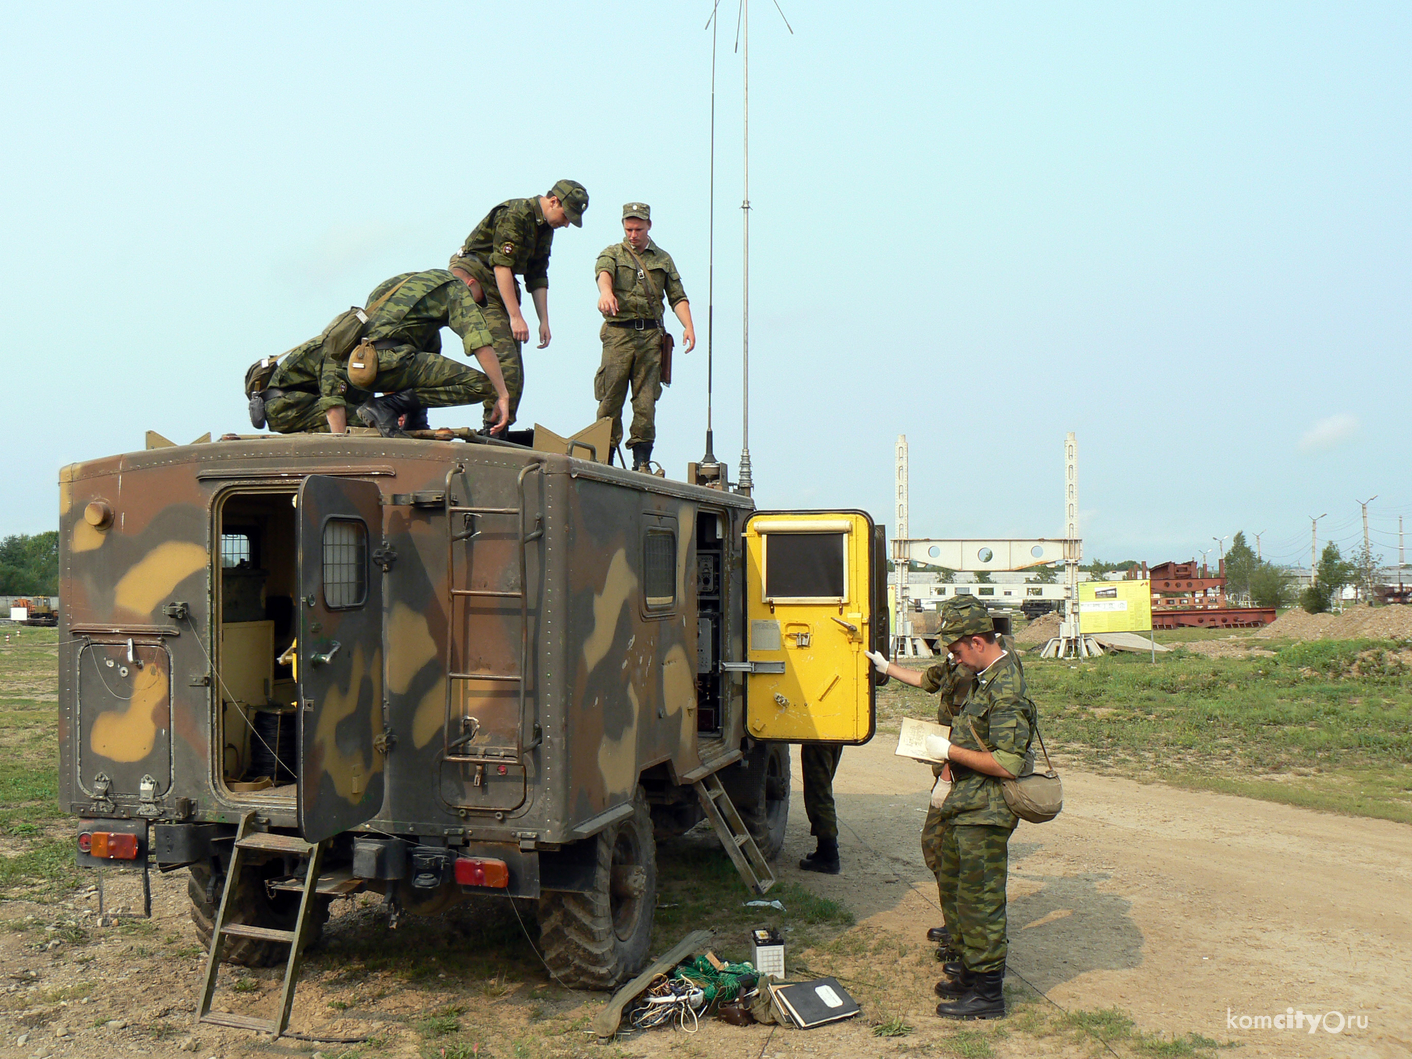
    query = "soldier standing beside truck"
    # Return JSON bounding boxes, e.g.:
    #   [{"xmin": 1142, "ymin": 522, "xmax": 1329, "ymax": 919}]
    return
[
  {"xmin": 593, "ymin": 202, "xmax": 696, "ymax": 471},
  {"xmin": 449, "ymin": 180, "xmax": 590, "ymax": 431}
]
